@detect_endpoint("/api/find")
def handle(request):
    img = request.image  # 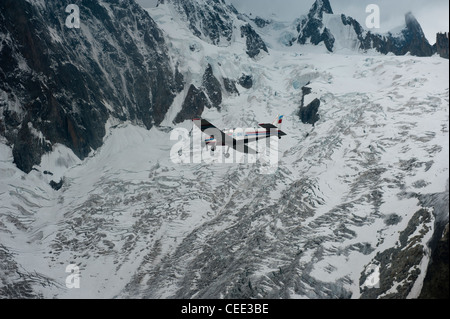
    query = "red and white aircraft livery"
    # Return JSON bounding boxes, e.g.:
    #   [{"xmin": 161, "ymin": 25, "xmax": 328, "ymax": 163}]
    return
[{"xmin": 193, "ymin": 115, "xmax": 286, "ymax": 158}]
